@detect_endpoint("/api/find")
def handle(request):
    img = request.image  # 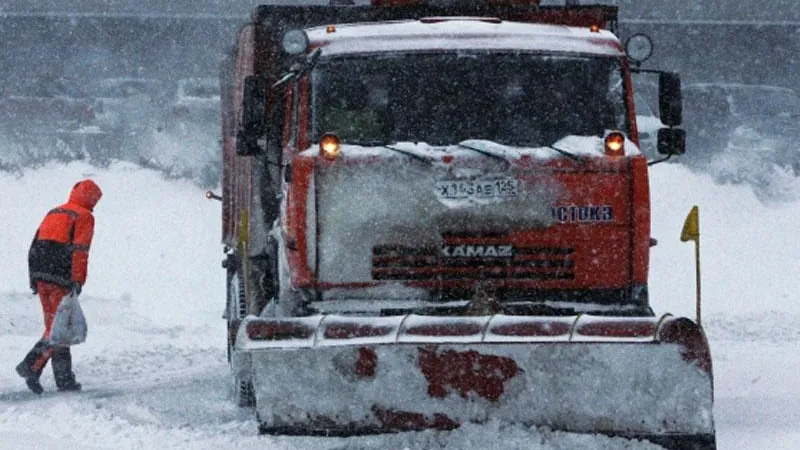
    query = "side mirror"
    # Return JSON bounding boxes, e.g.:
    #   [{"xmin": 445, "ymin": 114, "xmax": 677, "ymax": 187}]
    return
[
  {"xmin": 657, "ymin": 127, "xmax": 686, "ymax": 155},
  {"xmin": 237, "ymin": 75, "xmax": 268, "ymax": 156},
  {"xmin": 659, "ymin": 72, "xmax": 683, "ymax": 127}
]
